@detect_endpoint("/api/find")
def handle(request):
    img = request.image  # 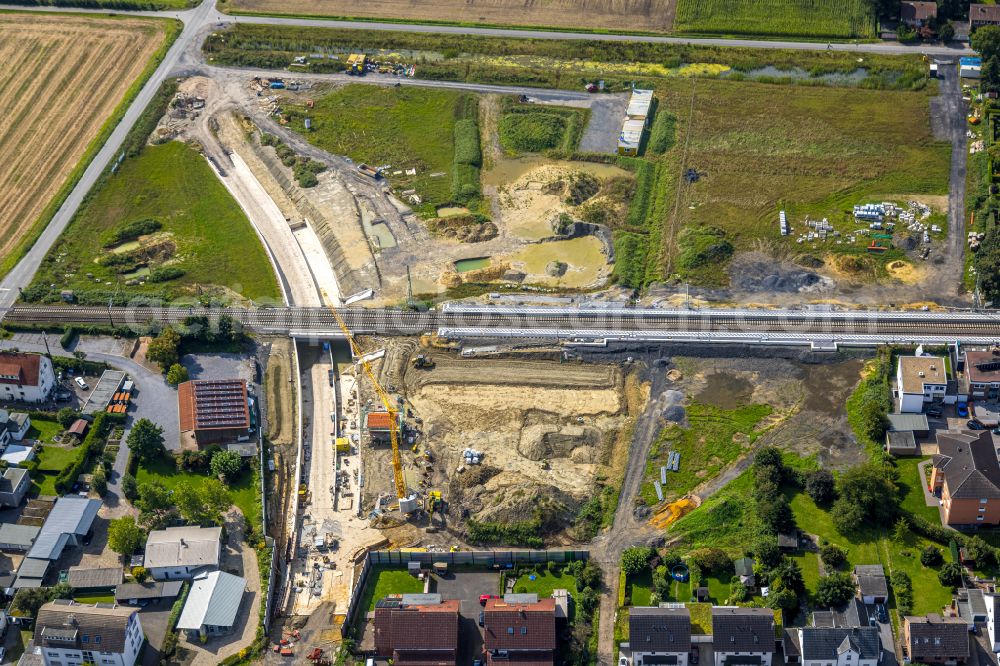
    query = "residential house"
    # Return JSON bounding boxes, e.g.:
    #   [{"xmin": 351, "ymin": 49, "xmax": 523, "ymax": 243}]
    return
[
  {"xmin": 144, "ymin": 526, "xmax": 222, "ymax": 580},
  {"xmin": 853, "ymin": 565, "xmax": 888, "ymax": 605},
  {"xmin": 797, "ymin": 627, "xmax": 881, "ymax": 666},
  {"xmin": 115, "ymin": 581, "xmax": 184, "ymax": 606},
  {"xmin": 482, "ymin": 596, "xmax": 556, "ymax": 666},
  {"xmin": 900, "ymin": 1, "xmax": 937, "ymax": 26},
  {"xmin": 620, "ymin": 606, "xmax": 691, "ymax": 666},
  {"xmin": 903, "ymin": 614, "xmax": 970, "ymax": 664},
  {"xmin": 0, "ymin": 522, "xmax": 39, "ymax": 552},
  {"xmin": 27, "ymin": 496, "xmax": 101, "ymax": 561},
  {"xmin": 0, "ymin": 467, "xmax": 30, "ymax": 507},
  {"xmin": 0, "ymin": 353, "xmax": 54, "ymax": 404},
  {"xmin": 177, "ymin": 379, "xmax": 252, "ymax": 446},
  {"xmin": 711, "ymin": 607, "xmax": 776, "ymax": 666},
  {"xmin": 896, "ymin": 356, "xmax": 948, "ymax": 412},
  {"xmin": 0, "ymin": 411, "xmax": 31, "ymax": 441},
  {"xmin": 373, "ymin": 594, "xmax": 460, "ymax": 665},
  {"xmin": 965, "ymin": 350, "xmax": 1000, "ymax": 399},
  {"xmin": 985, "ymin": 593, "xmax": 1000, "ymax": 652},
  {"xmin": 971, "ymin": 4, "xmax": 1000, "ymax": 29},
  {"xmin": 930, "ymin": 430, "xmax": 1000, "ymax": 525},
  {"xmin": 32, "ymin": 600, "xmax": 144, "ymax": 666},
  {"xmin": 175, "ymin": 570, "xmax": 246, "ymax": 640}
]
